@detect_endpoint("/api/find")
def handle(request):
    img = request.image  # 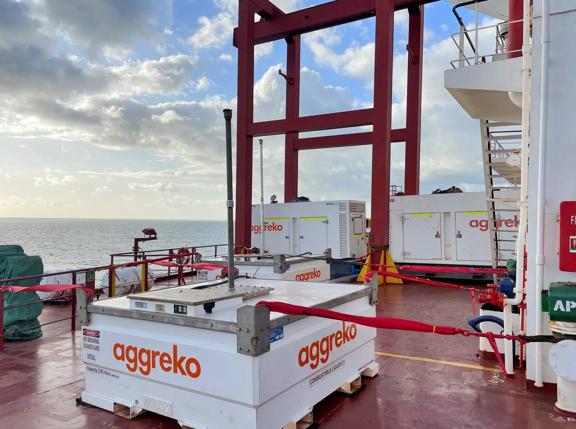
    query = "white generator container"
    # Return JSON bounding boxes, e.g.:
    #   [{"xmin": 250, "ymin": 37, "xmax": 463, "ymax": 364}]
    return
[
  {"xmin": 202, "ymin": 255, "xmax": 331, "ymax": 282},
  {"xmin": 390, "ymin": 192, "xmax": 518, "ymax": 266},
  {"xmin": 251, "ymin": 200, "xmax": 367, "ymax": 259},
  {"xmin": 80, "ymin": 278, "xmax": 379, "ymax": 429}
]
